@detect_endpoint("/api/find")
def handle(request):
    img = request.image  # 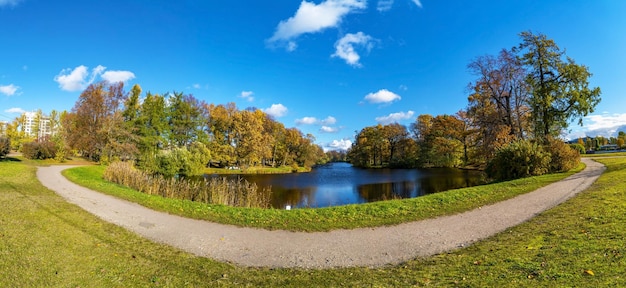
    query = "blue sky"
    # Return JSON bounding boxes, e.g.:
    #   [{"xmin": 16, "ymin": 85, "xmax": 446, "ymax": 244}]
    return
[{"xmin": 1, "ymin": 0, "xmax": 625, "ymax": 150}]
